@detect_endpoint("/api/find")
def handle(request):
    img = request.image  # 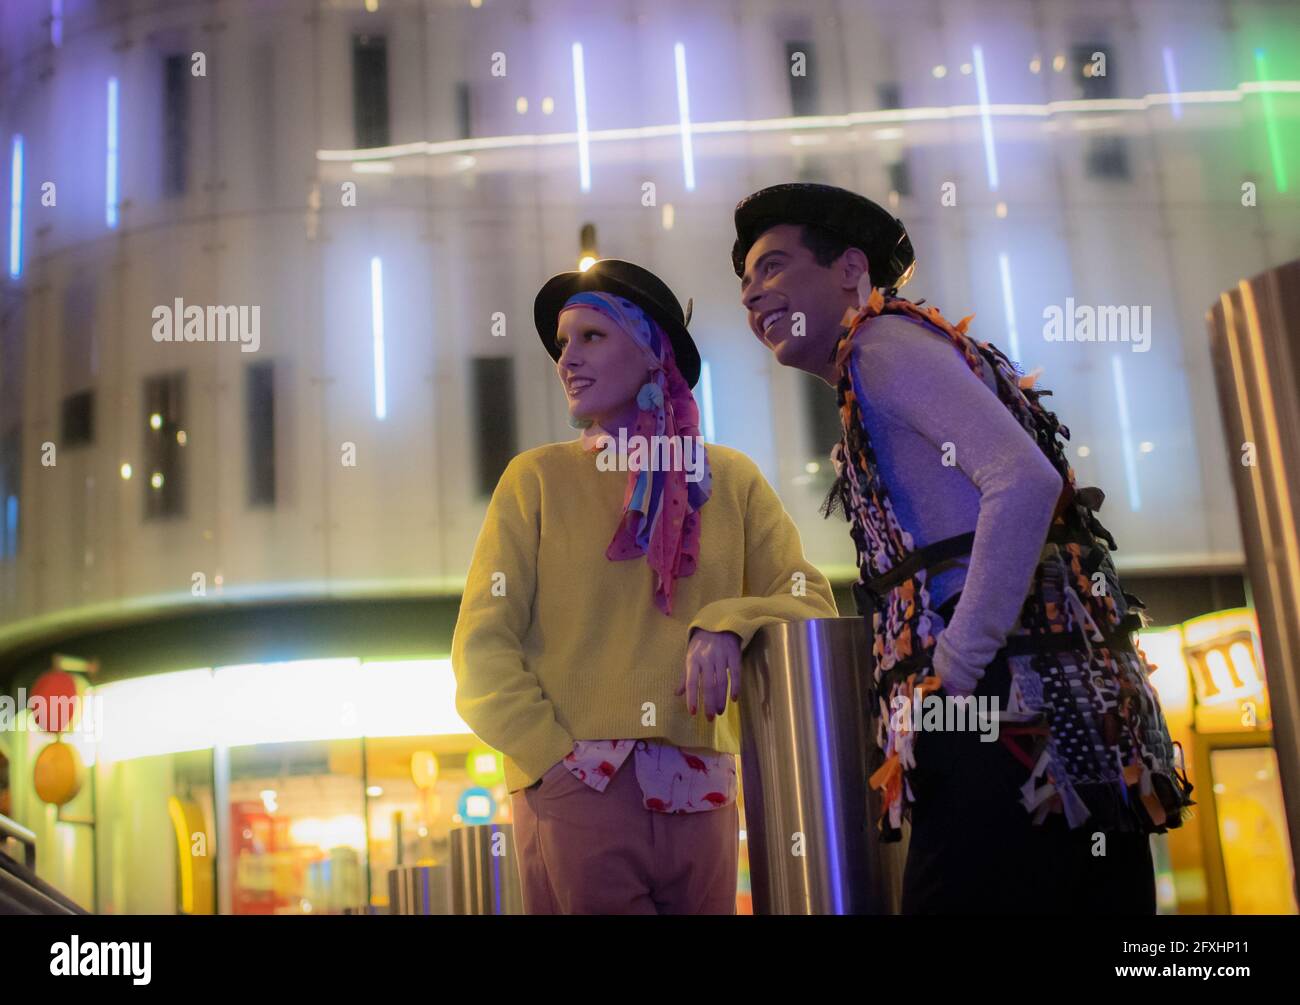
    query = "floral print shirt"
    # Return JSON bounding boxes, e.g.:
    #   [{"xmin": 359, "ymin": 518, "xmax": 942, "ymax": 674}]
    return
[{"xmin": 561, "ymin": 739, "xmax": 737, "ymax": 813}]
